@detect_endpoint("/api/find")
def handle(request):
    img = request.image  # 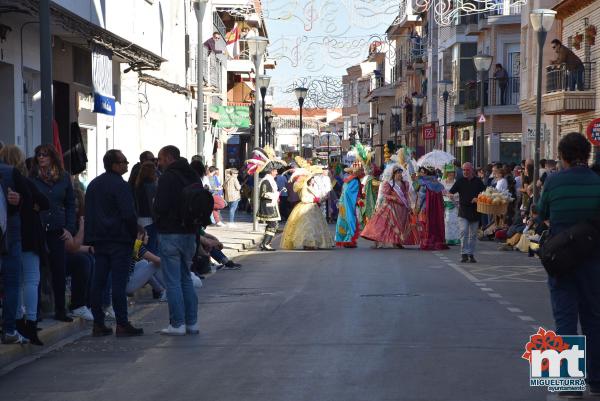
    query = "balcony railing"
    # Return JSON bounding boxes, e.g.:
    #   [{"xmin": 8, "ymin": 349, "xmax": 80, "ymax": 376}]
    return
[
  {"xmin": 213, "ymin": 12, "xmax": 226, "ymax": 38},
  {"xmin": 191, "ymin": 46, "xmax": 223, "ymax": 92},
  {"xmin": 463, "ymin": 77, "xmax": 520, "ymax": 110},
  {"xmin": 542, "ymin": 62, "xmax": 596, "ymax": 115},
  {"xmin": 546, "ymin": 62, "xmax": 595, "ymax": 93}
]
